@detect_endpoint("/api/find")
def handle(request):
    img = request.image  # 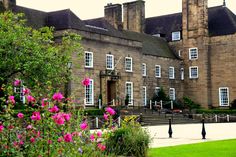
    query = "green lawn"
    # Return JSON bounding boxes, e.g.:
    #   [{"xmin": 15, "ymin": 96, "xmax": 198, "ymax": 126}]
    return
[{"xmin": 148, "ymin": 139, "xmax": 236, "ymax": 157}]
